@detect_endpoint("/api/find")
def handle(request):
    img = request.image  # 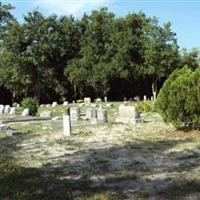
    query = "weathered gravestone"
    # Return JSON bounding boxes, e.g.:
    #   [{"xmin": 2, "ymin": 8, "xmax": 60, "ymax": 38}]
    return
[
  {"xmin": 63, "ymin": 101, "xmax": 69, "ymax": 106},
  {"xmin": 40, "ymin": 111, "xmax": 52, "ymax": 118},
  {"xmin": 9, "ymin": 107, "xmax": 16, "ymax": 115},
  {"xmin": 52, "ymin": 102, "xmax": 58, "ymax": 107},
  {"xmin": 63, "ymin": 109, "xmax": 71, "ymax": 136},
  {"xmin": 97, "ymin": 109, "xmax": 107, "ymax": 123},
  {"xmin": 96, "ymin": 98, "xmax": 102, "ymax": 103},
  {"xmin": 84, "ymin": 97, "xmax": 91, "ymax": 104},
  {"xmin": 70, "ymin": 107, "xmax": 80, "ymax": 122},
  {"xmin": 21, "ymin": 108, "xmax": 29, "ymax": 117},
  {"xmin": 4, "ymin": 105, "xmax": 11, "ymax": 114},
  {"xmin": 115, "ymin": 105, "xmax": 141, "ymax": 124},
  {"xmin": 85, "ymin": 108, "xmax": 97, "ymax": 120},
  {"xmin": 0, "ymin": 105, "xmax": 4, "ymax": 114}
]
